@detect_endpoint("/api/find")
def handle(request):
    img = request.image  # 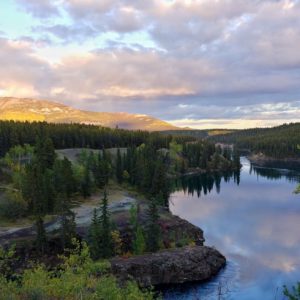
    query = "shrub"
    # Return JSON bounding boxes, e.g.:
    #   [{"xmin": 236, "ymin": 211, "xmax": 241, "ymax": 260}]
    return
[
  {"xmin": 0, "ymin": 190, "xmax": 27, "ymax": 219},
  {"xmin": 0, "ymin": 240, "xmax": 157, "ymax": 300}
]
